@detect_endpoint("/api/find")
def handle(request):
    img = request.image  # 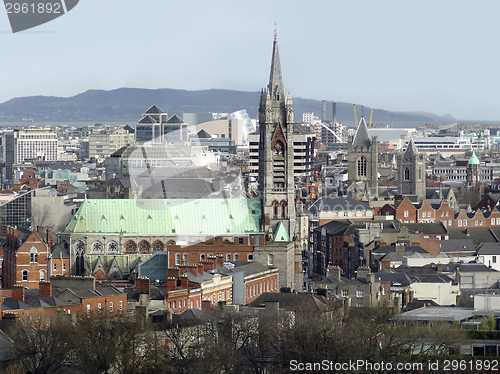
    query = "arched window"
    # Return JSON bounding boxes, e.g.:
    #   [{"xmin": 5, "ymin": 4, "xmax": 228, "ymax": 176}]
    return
[
  {"xmin": 404, "ymin": 167, "xmax": 410, "ymax": 181},
  {"xmin": 30, "ymin": 246, "xmax": 39, "ymax": 263},
  {"xmin": 281, "ymin": 201, "xmax": 287, "ymax": 219},
  {"xmin": 40, "ymin": 269, "xmax": 46, "ymax": 281},
  {"xmin": 175, "ymin": 253, "xmax": 181, "ymax": 266},
  {"xmin": 273, "ymin": 203, "xmax": 280, "ymax": 219},
  {"xmin": 268, "ymin": 254, "xmax": 274, "ymax": 266},
  {"xmin": 418, "ymin": 168, "xmax": 422, "ymax": 180},
  {"xmin": 183, "ymin": 253, "xmax": 188, "ymax": 264},
  {"xmin": 357, "ymin": 156, "xmax": 367, "ymax": 177},
  {"xmin": 22, "ymin": 270, "xmax": 28, "ymax": 281}
]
